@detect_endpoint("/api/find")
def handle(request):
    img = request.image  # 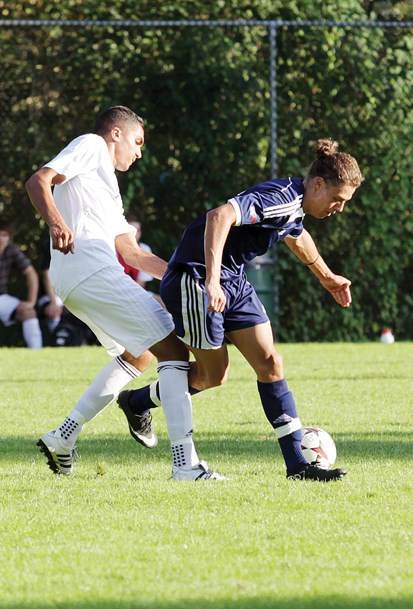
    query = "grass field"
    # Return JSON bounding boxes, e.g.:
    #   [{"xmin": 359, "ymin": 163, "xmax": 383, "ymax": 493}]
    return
[{"xmin": 1, "ymin": 343, "xmax": 413, "ymax": 609}]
